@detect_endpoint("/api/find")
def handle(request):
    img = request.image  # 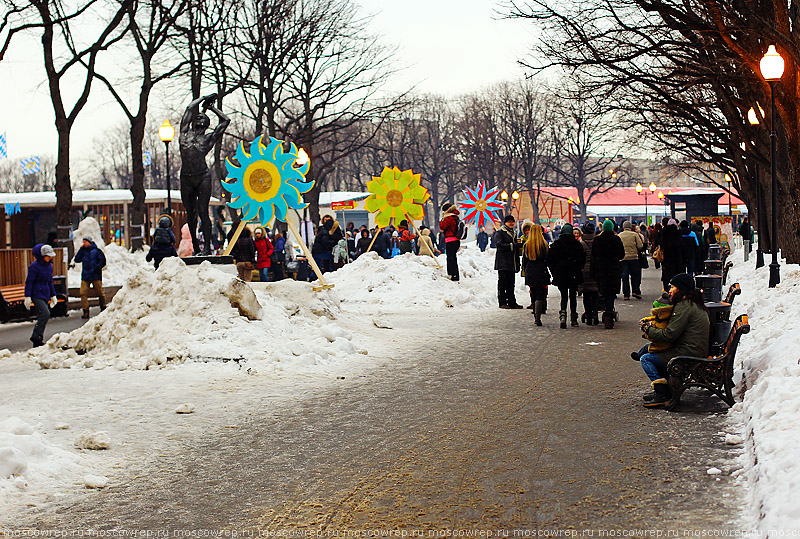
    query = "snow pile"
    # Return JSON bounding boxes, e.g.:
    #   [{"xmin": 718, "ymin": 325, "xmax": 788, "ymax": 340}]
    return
[
  {"xmin": 0, "ymin": 418, "xmax": 85, "ymax": 507},
  {"xmin": 30, "ymin": 257, "xmax": 363, "ymax": 371},
  {"xmin": 67, "ymin": 217, "xmax": 150, "ymax": 287},
  {"xmin": 329, "ymin": 247, "xmax": 525, "ymax": 311},
  {"xmin": 724, "ymin": 249, "xmax": 800, "ymax": 530}
]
